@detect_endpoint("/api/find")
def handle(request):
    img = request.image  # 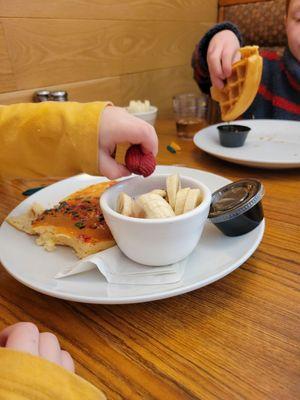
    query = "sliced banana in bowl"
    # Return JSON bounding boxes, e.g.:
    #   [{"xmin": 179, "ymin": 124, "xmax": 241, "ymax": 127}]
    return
[
  {"xmin": 115, "ymin": 174, "xmax": 204, "ymax": 219},
  {"xmin": 100, "ymin": 174, "xmax": 212, "ymax": 265}
]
